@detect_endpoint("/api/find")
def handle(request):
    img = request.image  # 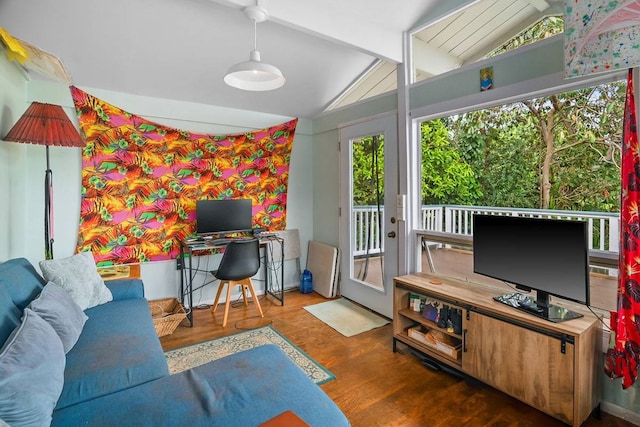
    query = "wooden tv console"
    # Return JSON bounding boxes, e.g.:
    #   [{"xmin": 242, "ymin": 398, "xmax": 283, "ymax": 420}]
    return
[{"xmin": 393, "ymin": 273, "xmax": 601, "ymax": 426}]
